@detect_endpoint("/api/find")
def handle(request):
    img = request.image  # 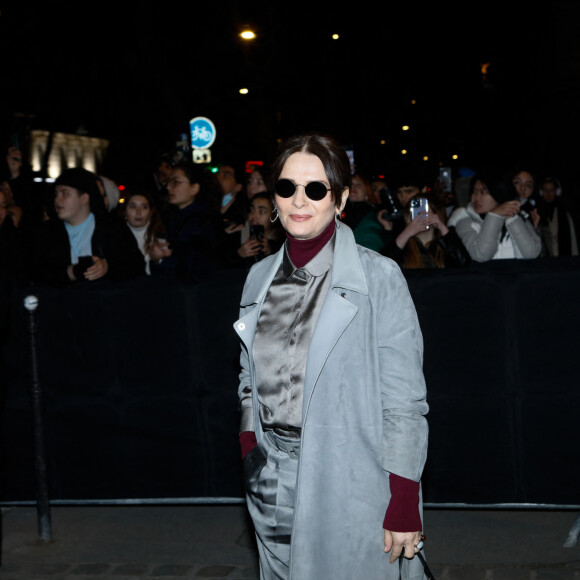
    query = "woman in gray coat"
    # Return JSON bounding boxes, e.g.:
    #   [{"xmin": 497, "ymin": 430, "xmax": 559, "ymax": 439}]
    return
[{"xmin": 234, "ymin": 133, "xmax": 429, "ymax": 580}]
